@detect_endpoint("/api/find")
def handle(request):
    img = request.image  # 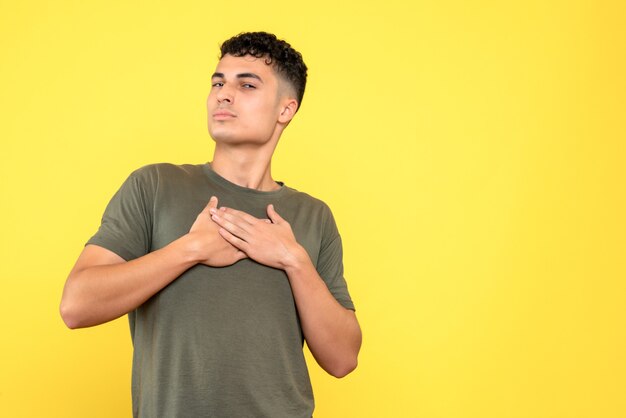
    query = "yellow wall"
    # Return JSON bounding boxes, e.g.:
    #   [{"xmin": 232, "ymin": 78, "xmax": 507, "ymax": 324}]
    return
[{"xmin": 1, "ymin": 1, "xmax": 624, "ymax": 417}]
